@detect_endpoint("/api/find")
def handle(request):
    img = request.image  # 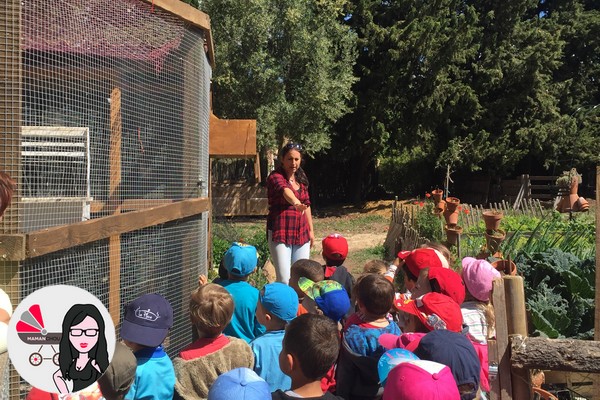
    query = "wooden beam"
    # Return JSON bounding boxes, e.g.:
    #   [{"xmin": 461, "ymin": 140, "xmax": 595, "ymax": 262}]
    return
[
  {"xmin": 139, "ymin": 0, "xmax": 214, "ymax": 67},
  {"xmin": 90, "ymin": 199, "xmax": 174, "ymax": 214},
  {"xmin": 503, "ymin": 276, "xmax": 530, "ymax": 399},
  {"xmin": 108, "ymin": 87, "xmax": 122, "ymax": 327},
  {"xmin": 26, "ymin": 198, "xmax": 209, "ymax": 259},
  {"xmin": 141, "ymin": 0, "xmax": 210, "ymax": 30},
  {"xmin": 0, "ymin": 234, "xmax": 26, "ymax": 261},
  {"xmin": 512, "ymin": 335, "xmax": 600, "ymax": 373}
]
